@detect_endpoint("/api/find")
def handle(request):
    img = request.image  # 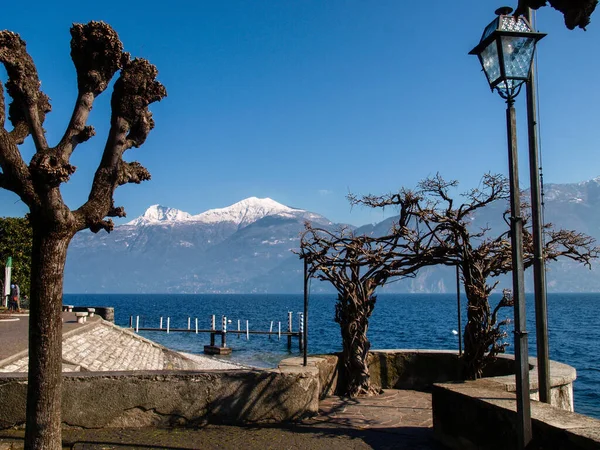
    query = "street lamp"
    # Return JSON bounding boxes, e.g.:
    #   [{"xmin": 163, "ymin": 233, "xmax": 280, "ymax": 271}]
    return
[{"xmin": 469, "ymin": 7, "xmax": 545, "ymax": 450}]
